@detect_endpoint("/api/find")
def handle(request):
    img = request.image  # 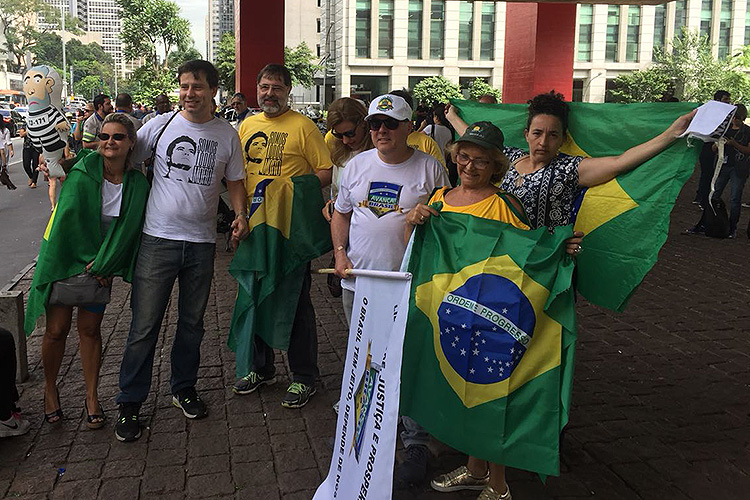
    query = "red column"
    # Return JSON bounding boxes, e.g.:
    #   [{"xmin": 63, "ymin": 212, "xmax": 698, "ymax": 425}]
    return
[
  {"xmin": 502, "ymin": 3, "xmax": 577, "ymax": 104},
  {"xmin": 235, "ymin": 0, "xmax": 285, "ymax": 107}
]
